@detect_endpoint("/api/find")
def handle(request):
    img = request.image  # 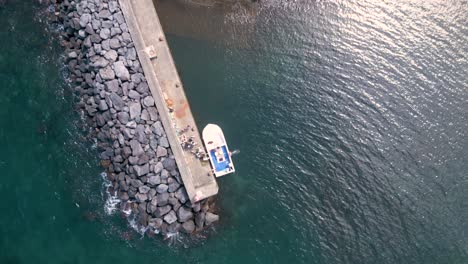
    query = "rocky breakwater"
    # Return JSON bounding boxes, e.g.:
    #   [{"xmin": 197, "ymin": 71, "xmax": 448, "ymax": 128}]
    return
[{"xmin": 56, "ymin": 0, "xmax": 219, "ymax": 236}]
